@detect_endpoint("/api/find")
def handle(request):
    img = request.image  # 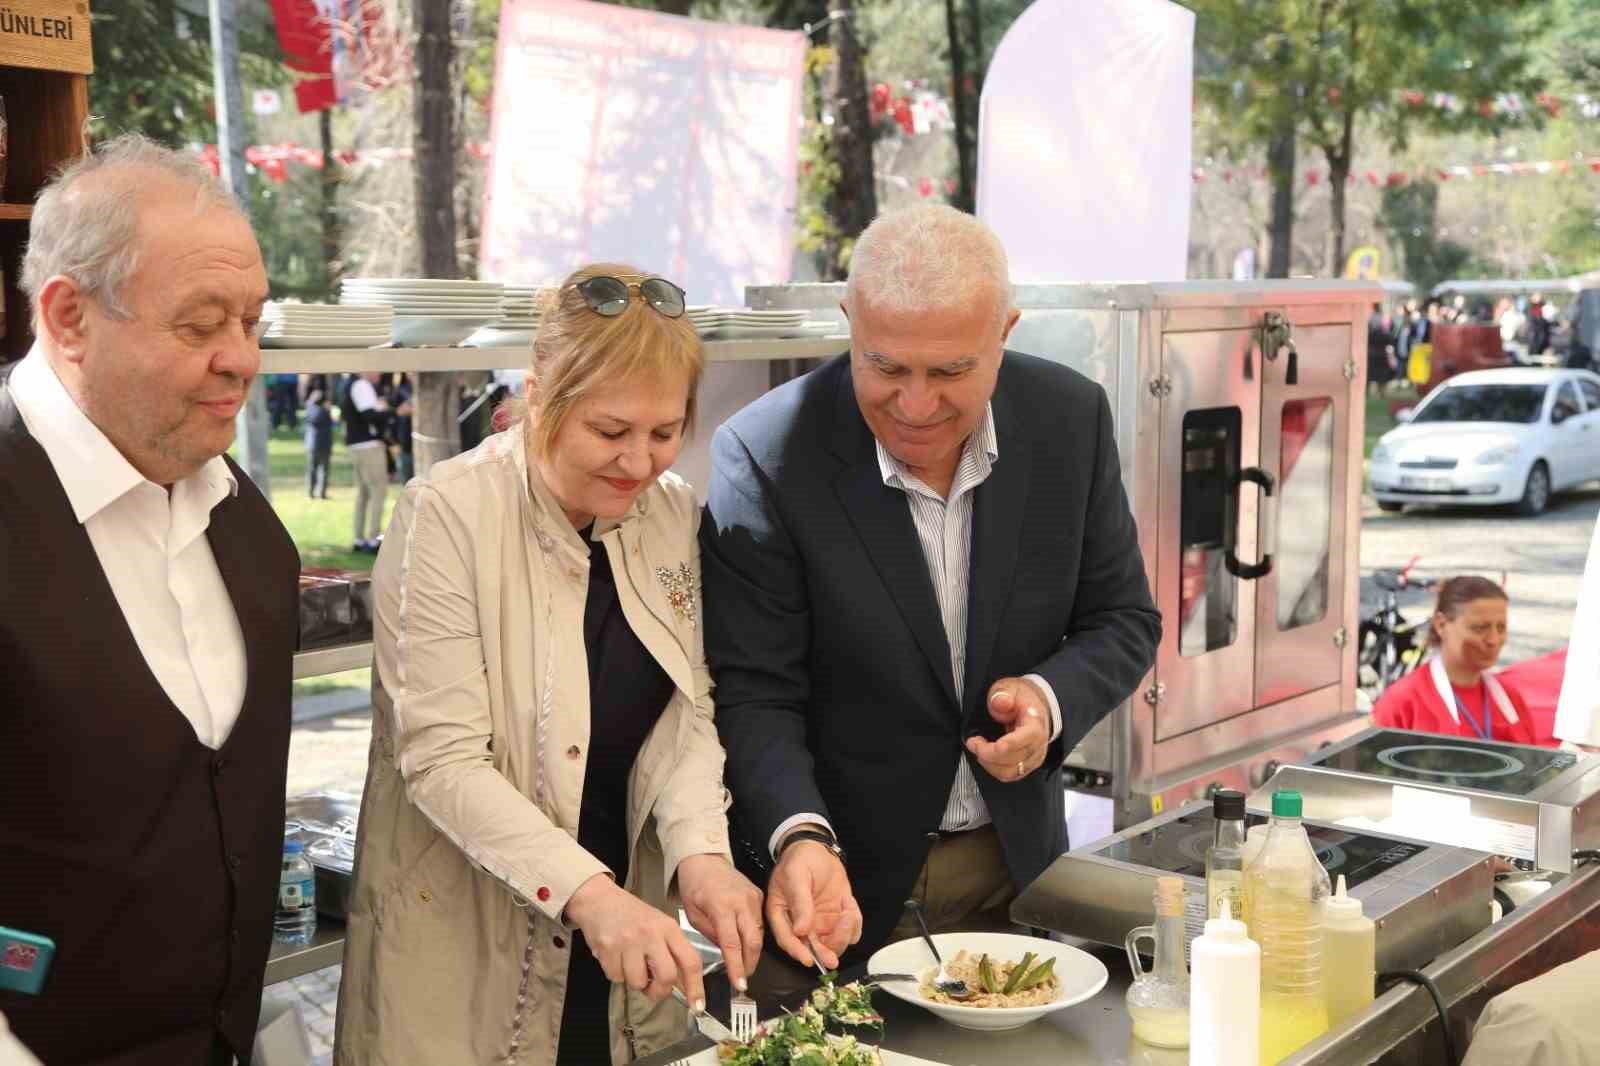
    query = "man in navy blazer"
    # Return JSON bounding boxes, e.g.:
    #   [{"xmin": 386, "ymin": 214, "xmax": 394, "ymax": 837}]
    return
[{"xmin": 701, "ymin": 205, "xmax": 1161, "ymax": 1003}]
